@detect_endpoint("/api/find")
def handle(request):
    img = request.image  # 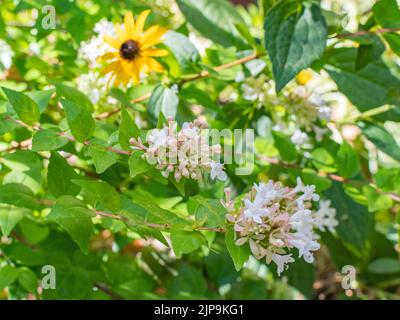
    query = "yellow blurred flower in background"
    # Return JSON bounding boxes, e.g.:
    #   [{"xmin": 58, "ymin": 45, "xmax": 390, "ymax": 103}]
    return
[{"xmin": 296, "ymin": 69, "xmax": 313, "ymax": 85}]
